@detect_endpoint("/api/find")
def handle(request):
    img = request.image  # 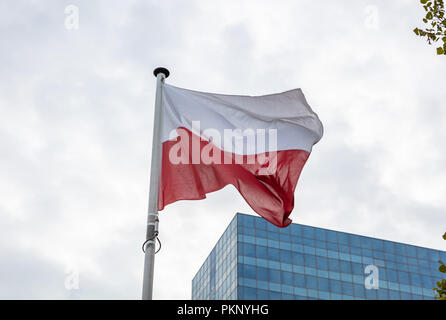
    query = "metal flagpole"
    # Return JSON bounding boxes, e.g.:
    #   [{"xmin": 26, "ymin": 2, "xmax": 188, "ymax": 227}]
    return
[{"xmin": 142, "ymin": 67, "xmax": 170, "ymax": 300}]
